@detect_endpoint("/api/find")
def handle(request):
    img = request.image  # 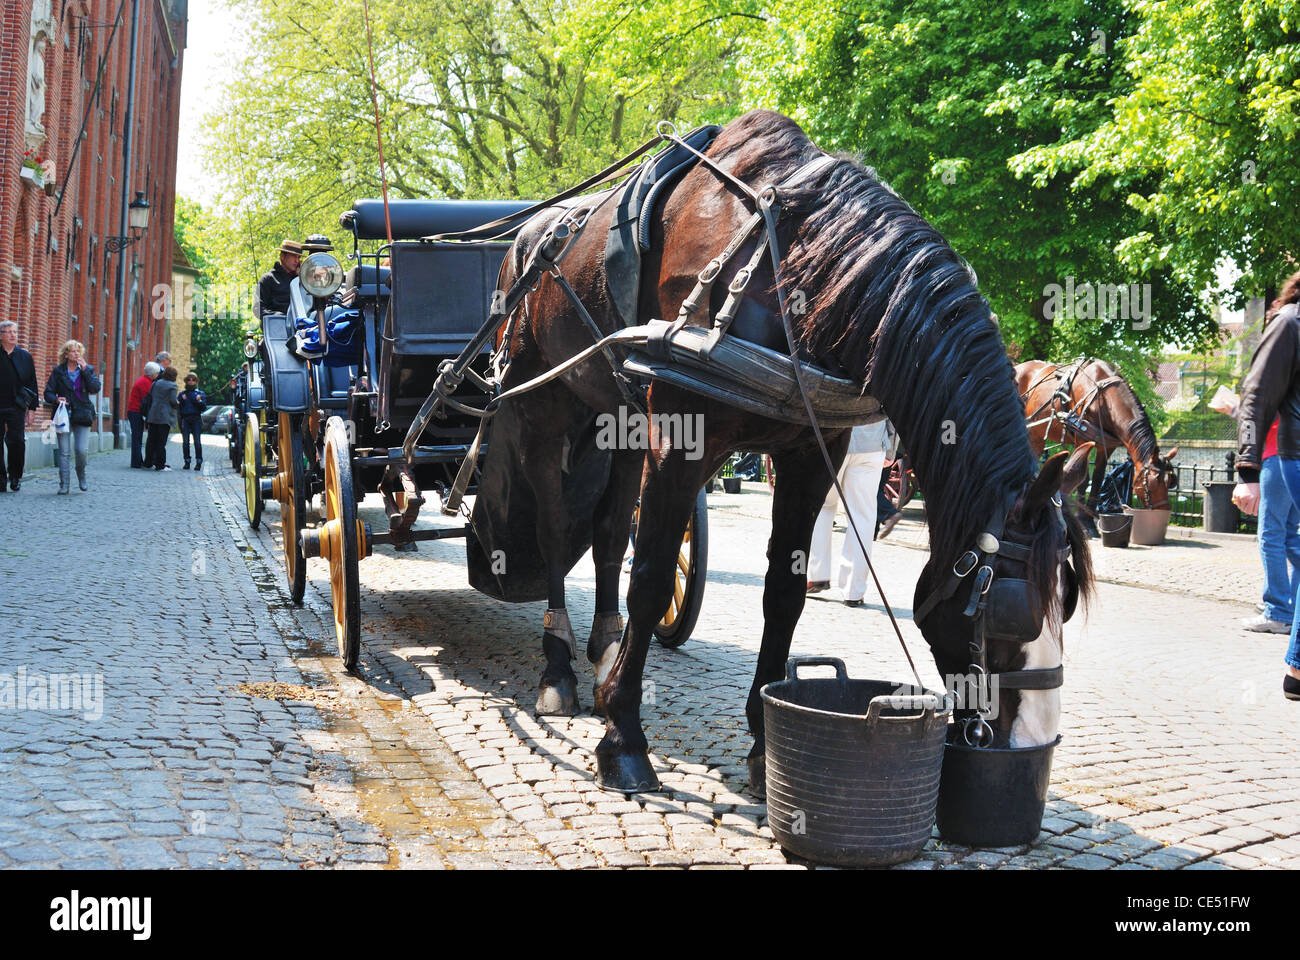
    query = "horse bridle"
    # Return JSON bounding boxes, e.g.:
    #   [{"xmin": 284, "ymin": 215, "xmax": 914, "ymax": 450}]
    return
[{"xmin": 914, "ymin": 487, "xmax": 1076, "ymax": 748}]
